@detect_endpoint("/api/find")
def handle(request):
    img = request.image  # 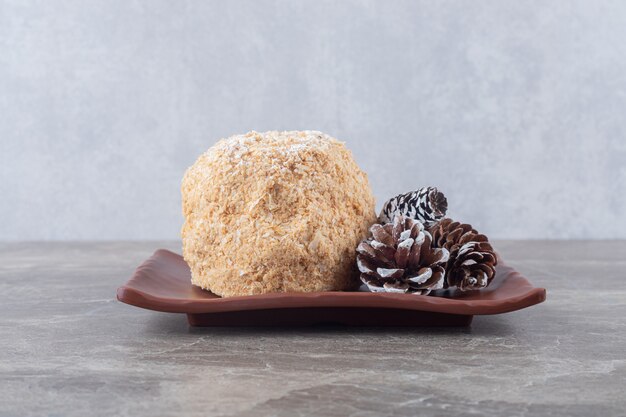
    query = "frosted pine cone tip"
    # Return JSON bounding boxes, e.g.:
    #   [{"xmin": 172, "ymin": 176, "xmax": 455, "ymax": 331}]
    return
[{"xmin": 379, "ymin": 187, "xmax": 448, "ymax": 228}]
